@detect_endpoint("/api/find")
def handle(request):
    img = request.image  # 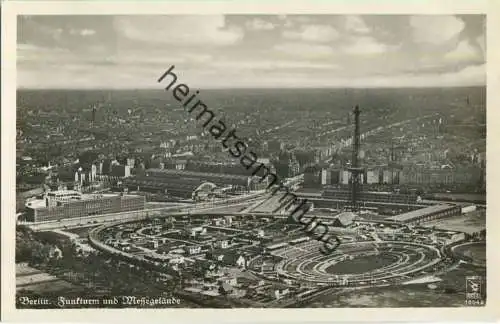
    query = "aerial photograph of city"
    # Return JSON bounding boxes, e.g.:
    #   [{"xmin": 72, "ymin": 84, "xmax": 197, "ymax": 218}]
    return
[{"xmin": 13, "ymin": 13, "xmax": 486, "ymax": 309}]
